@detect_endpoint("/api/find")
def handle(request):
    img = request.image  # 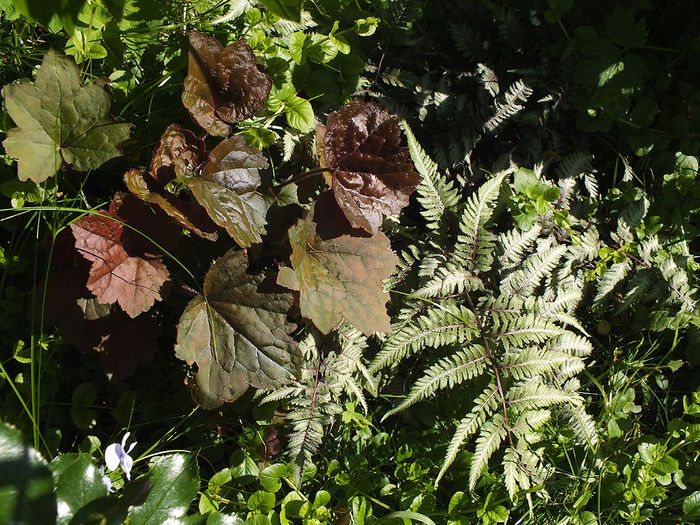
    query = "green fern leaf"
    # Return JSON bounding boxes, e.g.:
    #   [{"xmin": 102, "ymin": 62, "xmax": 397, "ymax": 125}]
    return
[
  {"xmin": 383, "ymin": 345, "xmax": 488, "ymax": 420},
  {"xmin": 492, "ymin": 315, "xmax": 563, "ymax": 350},
  {"xmin": 501, "ymin": 245, "xmax": 567, "ymax": 297},
  {"xmin": 483, "ymin": 80, "xmax": 532, "ymax": 133},
  {"xmin": 593, "ymin": 260, "xmax": 631, "ymax": 310},
  {"xmin": 415, "ymin": 263, "xmax": 485, "ymax": 298},
  {"xmin": 498, "ymin": 224, "xmax": 542, "ymax": 269},
  {"xmin": 456, "ymin": 170, "xmax": 510, "ymax": 271},
  {"xmin": 369, "ymin": 303, "xmax": 476, "ymax": 373},
  {"xmin": 469, "ymin": 414, "xmax": 507, "ymax": 490},
  {"xmin": 403, "ymin": 122, "xmax": 461, "ymax": 229}
]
